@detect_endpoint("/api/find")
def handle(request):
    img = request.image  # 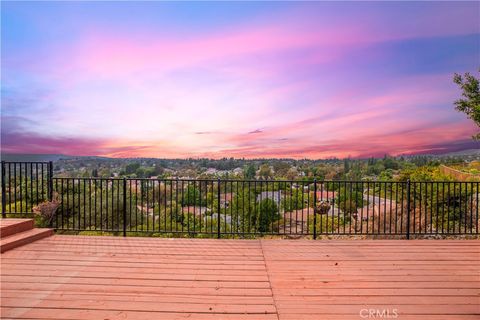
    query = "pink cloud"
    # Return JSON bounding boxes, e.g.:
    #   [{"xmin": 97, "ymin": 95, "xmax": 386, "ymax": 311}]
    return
[
  {"xmin": 194, "ymin": 121, "xmax": 478, "ymax": 159},
  {"xmin": 3, "ymin": 2, "xmax": 478, "ymax": 159},
  {"xmin": 2, "ymin": 117, "xmax": 477, "ymax": 159}
]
